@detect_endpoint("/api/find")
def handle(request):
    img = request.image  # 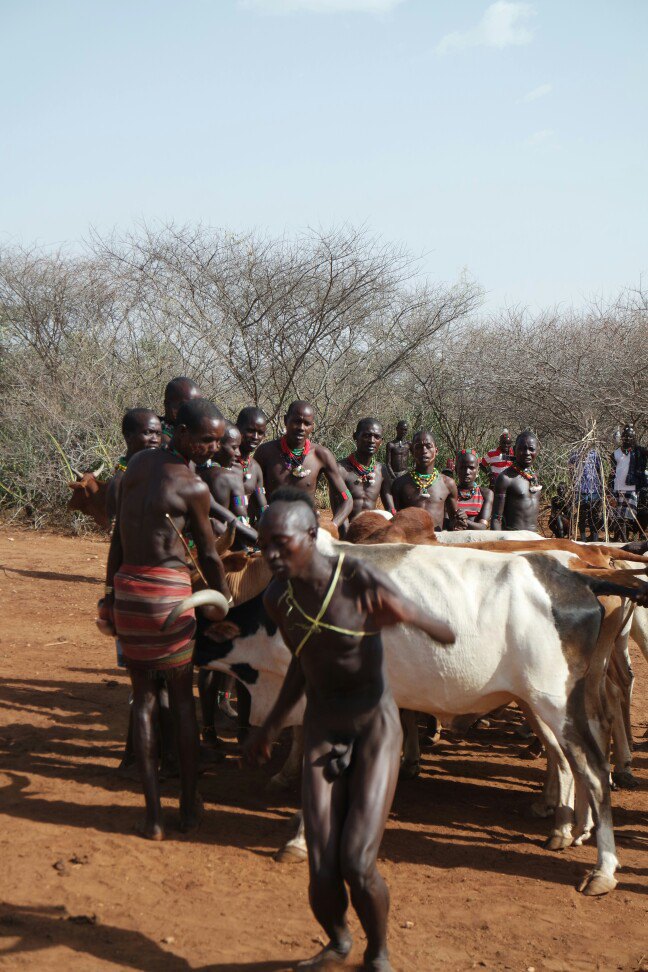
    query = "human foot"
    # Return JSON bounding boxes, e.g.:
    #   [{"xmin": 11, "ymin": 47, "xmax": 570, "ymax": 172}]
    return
[
  {"xmin": 179, "ymin": 793, "xmax": 204, "ymax": 833},
  {"xmin": 363, "ymin": 950, "xmax": 395, "ymax": 971},
  {"xmin": 296, "ymin": 936, "xmax": 352, "ymax": 968}
]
